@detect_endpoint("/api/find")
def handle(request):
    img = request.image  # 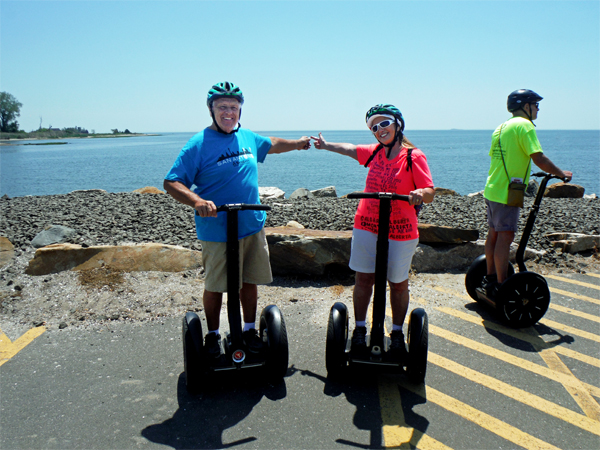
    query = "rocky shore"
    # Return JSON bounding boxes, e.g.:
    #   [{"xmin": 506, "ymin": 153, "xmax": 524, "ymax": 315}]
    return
[{"xmin": 0, "ymin": 190, "xmax": 598, "ymax": 332}]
